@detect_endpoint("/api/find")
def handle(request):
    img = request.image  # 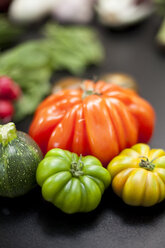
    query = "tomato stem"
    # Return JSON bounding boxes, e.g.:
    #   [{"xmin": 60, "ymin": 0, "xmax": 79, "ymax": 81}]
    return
[
  {"xmin": 139, "ymin": 156, "xmax": 155, "ymax": 171},
  {"xmin": 0, "ymin": 122, "xmax": 17, "ymax": 146},
  {"xmin": 70, "ymin": 154, "xmax": 84, "ymax": 177},
  {"xmin": 81, "ymin": 85, "xmax": 101, "ymax": 99}
]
